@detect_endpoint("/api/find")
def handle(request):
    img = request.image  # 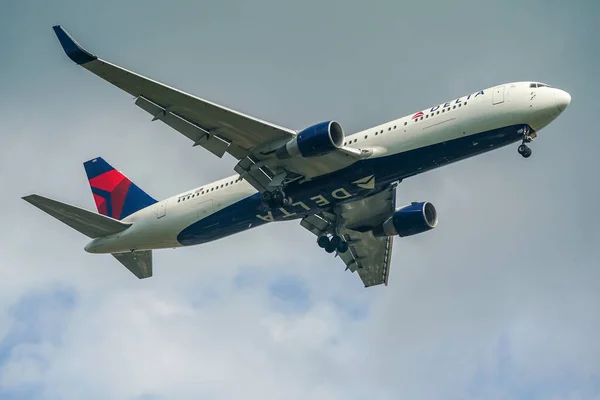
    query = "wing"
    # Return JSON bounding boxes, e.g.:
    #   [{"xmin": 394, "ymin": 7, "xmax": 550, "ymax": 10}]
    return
[
  {"xmin": 300, "ymin": 184, "xmax": 397, "ymax": 287},
  {"xmin": 52, "ymin": 26, "xmax": 369, "ymax": 192},
  {"xmin": 52, "ymin": 25, "xmax": 295, "ymax": 160}
]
